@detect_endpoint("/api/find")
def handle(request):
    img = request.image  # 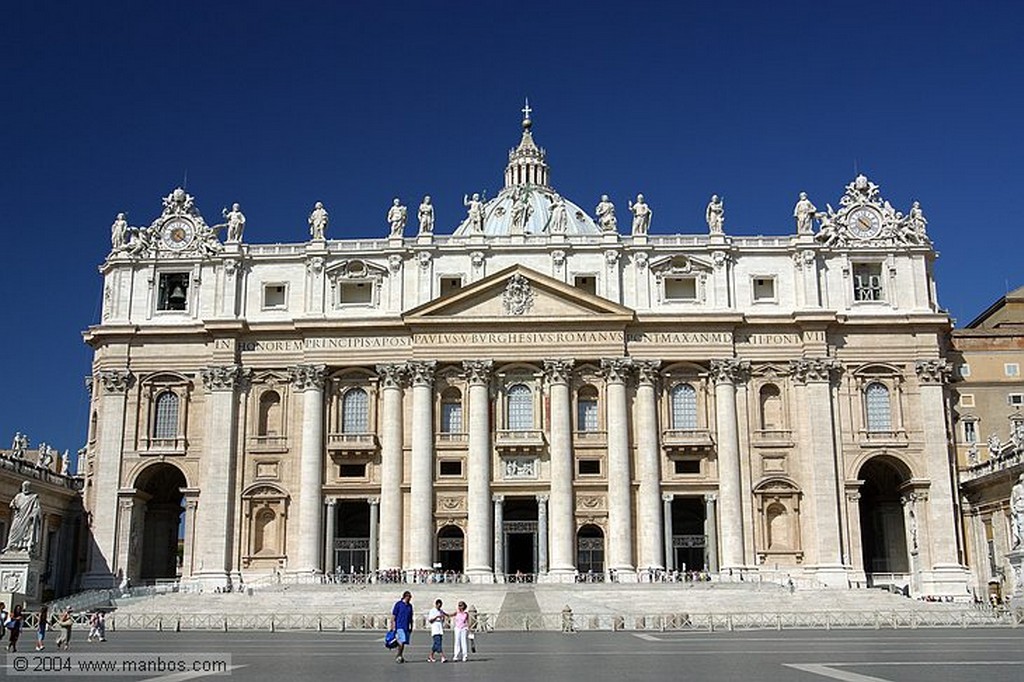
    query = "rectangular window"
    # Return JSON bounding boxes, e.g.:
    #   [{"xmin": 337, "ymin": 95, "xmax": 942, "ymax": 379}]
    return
[
  {"xmin": 852, "ymin": 263, "xmax": 884, "ymax": 302},
  {"xmin": 963, "ymin": 420, "xmax": 977, "ymax": 444},
  {"xmin": 664, "ymin": 277, "xmax": 697, "ymax": 301},
  {"xmin": 157, "ymin": 273, "xmax": 190, "ymax": 311},
  {"xmin": 752, "ymin": 277, "xmax": 776, "ymax": 302},
  {"xmin": 439, "ymin": 460, "xmax": 463, "ymax": 477},
  {"xmin": 439, "ymin": 276, "xmax": 463, "ymax": 297},
  {"xmin": 674, "ymin": 459, "xmax": 701, "ymax": 475},
  {"xmin": 263, "ymin": 284, "xmax": 287, "ymax": 309},
  {"xmin": 573, "ymin": 275, "xmax": 597, "ymax": 295},
  {"xmin": 441, "ymin": 402, "xmax": 463, "ymax": 433},
  {"xmin": 959, "ymin": 394, "xmax": 975, "ymax": 408},
  {"xmin": 577, "ymin": 459, "xmax": 601, "ymax": 476},
  {"xmin": 338, "ymin": 280, "xmax": 373, "ymax": 305},
  {"xmin": 1009, "ymin": 394, "xmax": 1024, "ymax": 407},
  {"xmin": 577, "ymin": 399, "xmax": 599, "ymax": 432},
  {"xmin": 1006, "ymin": 363, "xmax": 1020, "ymax": 377},
  {"xmin": 339, "ymin": 463, "xmax": 366, "ymax": 478}
]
